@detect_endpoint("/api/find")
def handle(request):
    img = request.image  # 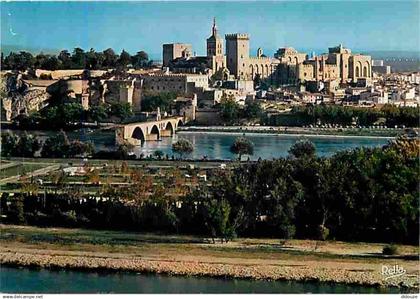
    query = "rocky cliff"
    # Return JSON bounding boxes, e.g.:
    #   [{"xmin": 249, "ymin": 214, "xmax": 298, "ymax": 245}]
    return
[{"xmin": 1, "ymin": 73, "xmax": 51, "ymax": 121}]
